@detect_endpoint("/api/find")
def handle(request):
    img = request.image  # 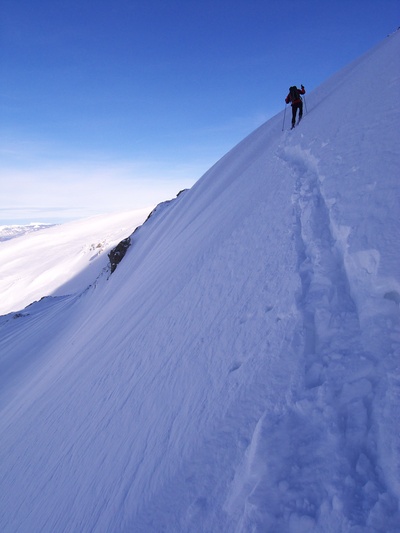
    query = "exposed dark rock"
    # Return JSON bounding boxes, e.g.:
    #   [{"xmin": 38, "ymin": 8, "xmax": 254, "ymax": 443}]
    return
[
  {"xmin": 108, "ymin": 189, "xmax": 189, "ymax": 275},
  {"xmin": 108, "ymin": 237, "xmax": 131, "ymax": 274},
  {"xmin": 13, "ymin": 312, "xmax": 29, "ymax": 319}
]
